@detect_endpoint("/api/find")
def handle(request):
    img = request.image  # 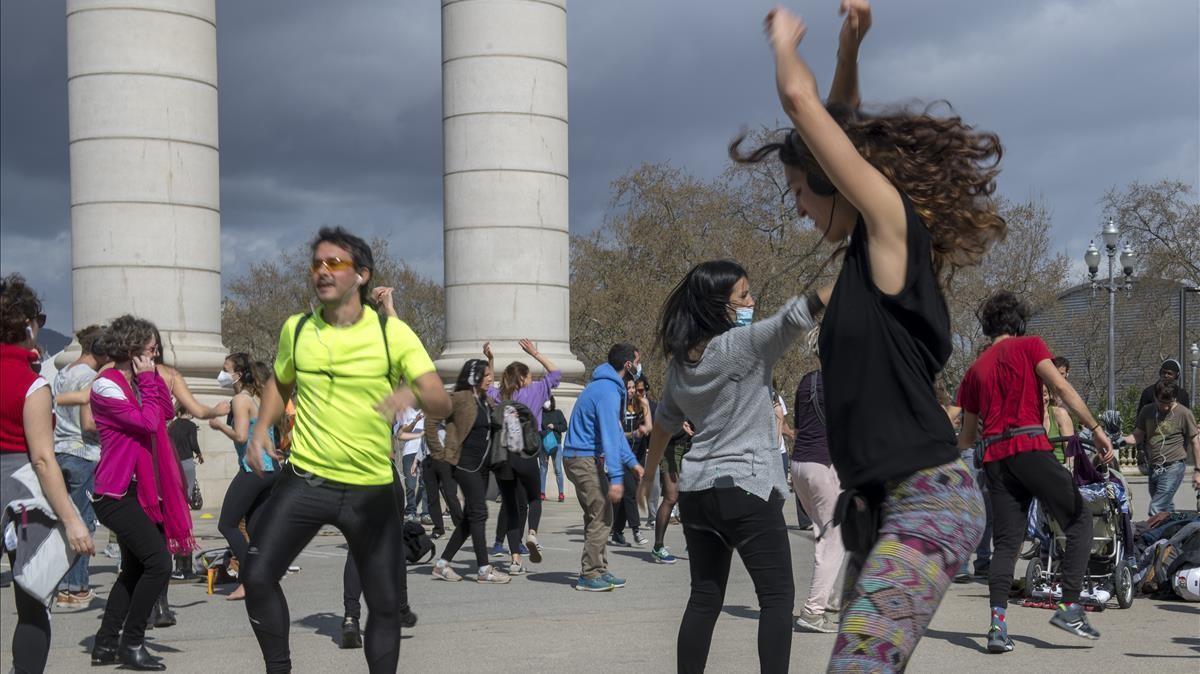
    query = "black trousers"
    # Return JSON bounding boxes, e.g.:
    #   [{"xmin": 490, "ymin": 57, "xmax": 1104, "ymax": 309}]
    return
[
  {"xmin": 242, "ymin": 467, "xmax": 406, "ymax": 674},
  {"xmin": 422, "ymin": 457, "xmax": 462, "ymax": 535},
  {"xmin": 496, "ymin": 455, "xmax": 543, "ymax": 552},
  {"xmin": 218, "ymin": 470, "xmax": 277, "ymax": 563},
  {"xmin": 441, "ymin": 466, "xmax": 490, "ymax": 568},
  {"xmin": 611, "ymin": 471, "xmax": 641, "ymax": 535},
  {"xmin": 94, "ymin": 493, "xmax": 172, "ymax": 649},
  {"xmin": 677, "ymin": 488, "xmax": 793, "ymax": 674},
  {"xmin": 986, "ymin": 450, "xmax": 1092, "ymax": 606},
  {"xmin": 8, "ymin": 550, "xmax": 51, "ymax": 674}
]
